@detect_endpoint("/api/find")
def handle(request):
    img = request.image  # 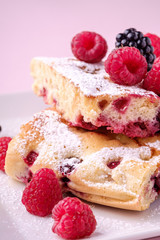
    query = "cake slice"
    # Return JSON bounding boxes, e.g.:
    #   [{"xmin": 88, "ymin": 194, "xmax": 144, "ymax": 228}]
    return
[
  {"xmin": 5, "ymin": 109, "xmax": 160, "ymax": 211},
  {"xmin": 31, "ymin": 57, "xmax": 160, "ymax": 138}
]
